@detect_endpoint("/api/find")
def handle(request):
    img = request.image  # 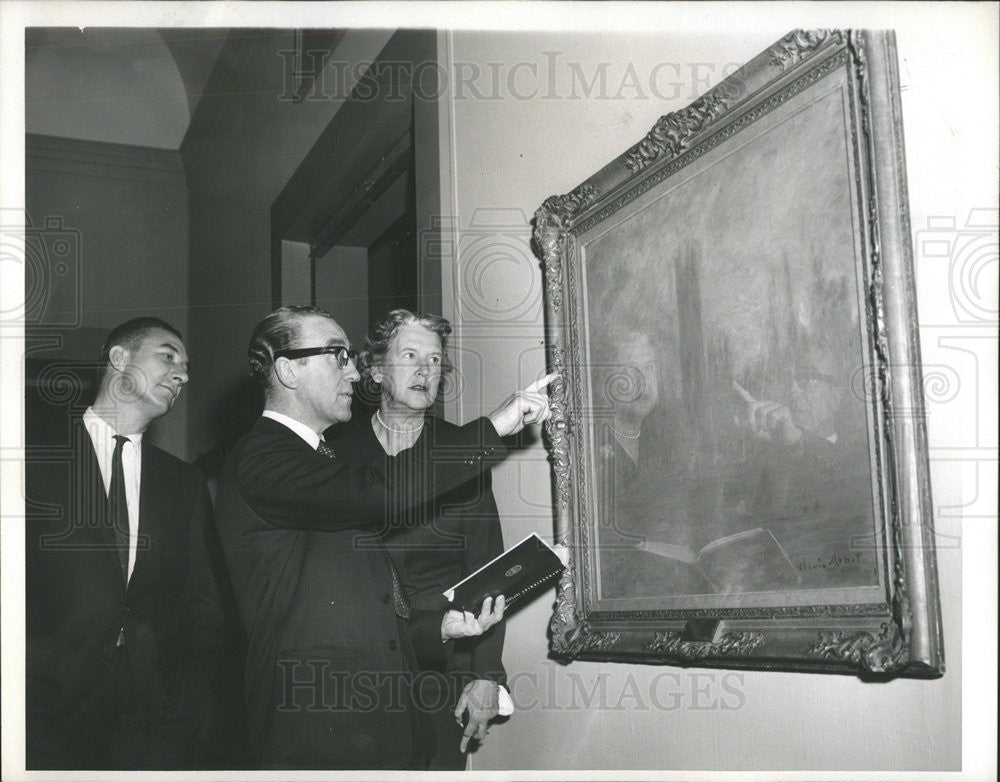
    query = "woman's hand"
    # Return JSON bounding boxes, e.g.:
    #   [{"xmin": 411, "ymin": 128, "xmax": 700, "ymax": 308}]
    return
[{"xmin": 454, "ymin": 678, "xmax": 500, "ymax": 752}]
